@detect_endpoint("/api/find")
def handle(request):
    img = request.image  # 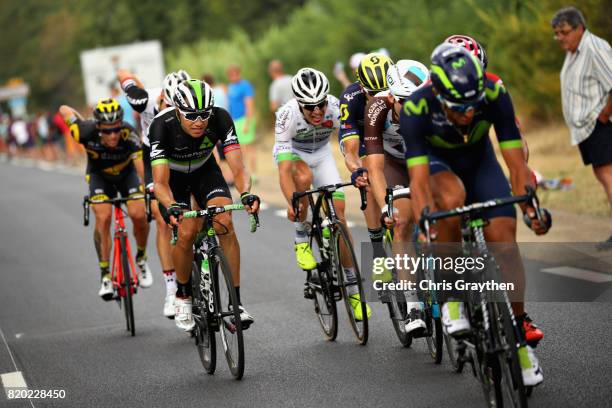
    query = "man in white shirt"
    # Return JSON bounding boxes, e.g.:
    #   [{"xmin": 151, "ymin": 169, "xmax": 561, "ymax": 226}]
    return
[
  {"xmin": 268, "ymin": 60, "xmax": 294, "ymax": 113},
  {"xmin": 552, "ymin": 6, "xmax": 612, "ymax": 246}
]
